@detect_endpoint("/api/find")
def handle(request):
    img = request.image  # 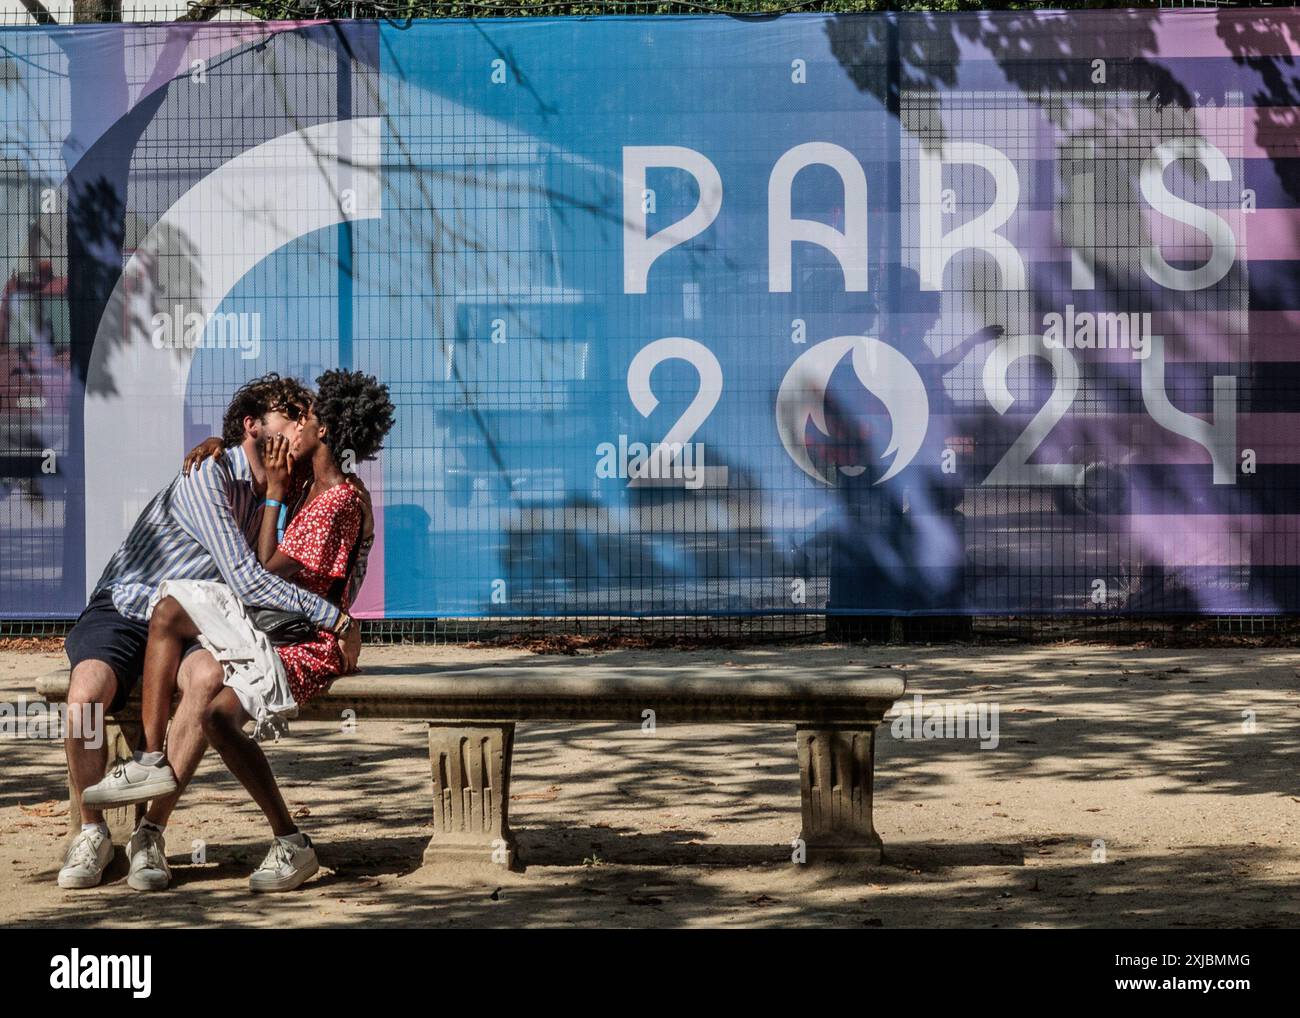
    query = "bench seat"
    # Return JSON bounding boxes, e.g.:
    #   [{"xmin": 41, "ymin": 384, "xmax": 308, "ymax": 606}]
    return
[{"xmin": 37, "ymin": 661, "xmax": 905, "ymax": 870}]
